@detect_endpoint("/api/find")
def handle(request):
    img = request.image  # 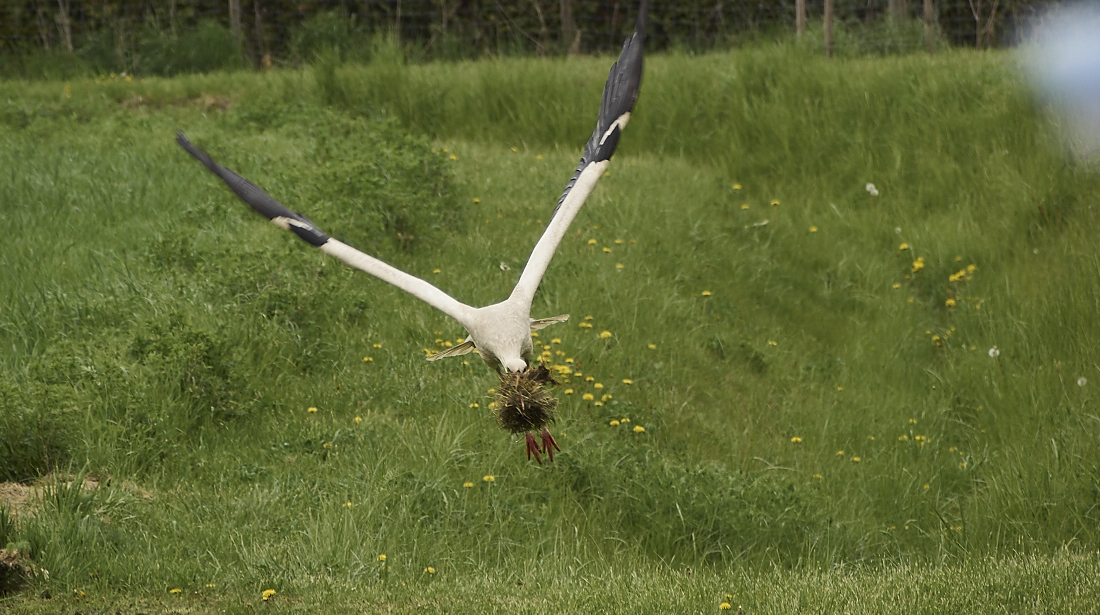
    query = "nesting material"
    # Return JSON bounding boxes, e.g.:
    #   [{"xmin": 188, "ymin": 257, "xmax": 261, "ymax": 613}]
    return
[{"xmin": 494, "ymin": 364, "xmax": 559, "ymax": 434}]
